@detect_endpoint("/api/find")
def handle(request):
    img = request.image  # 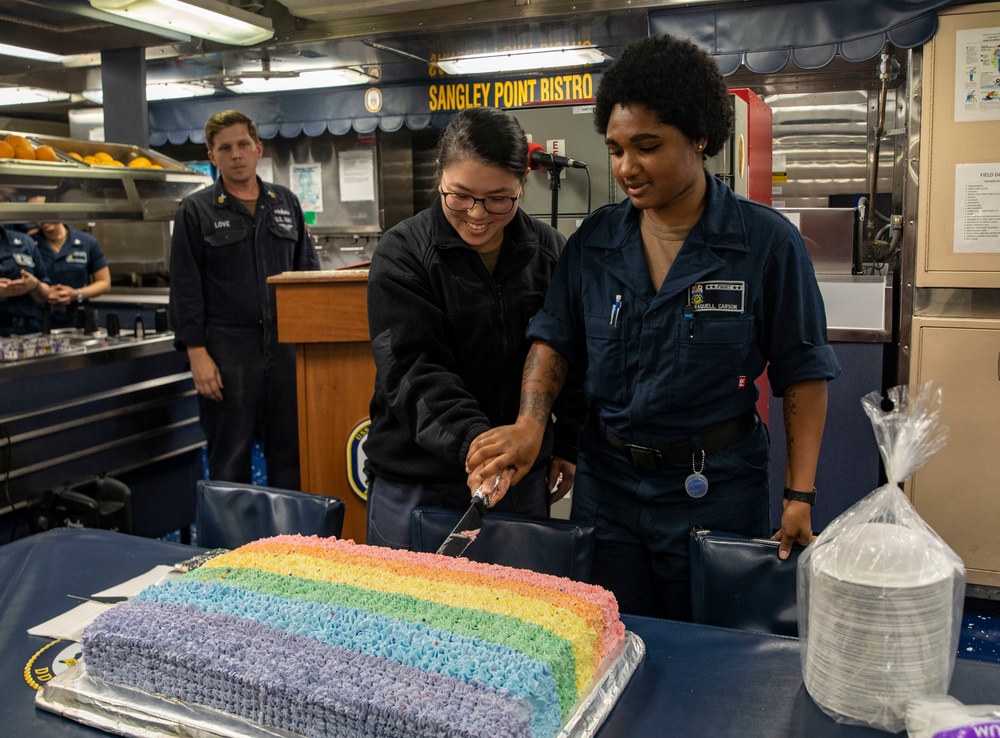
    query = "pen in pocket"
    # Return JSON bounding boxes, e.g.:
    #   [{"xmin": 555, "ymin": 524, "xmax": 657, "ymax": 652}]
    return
[
  {"xmin": 684, "ymin": 302, "xmax": 695, "ymax": 338},
  {"xmin": 610, "ymin": 294, "xmax": 622, "ymax": 326}
]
